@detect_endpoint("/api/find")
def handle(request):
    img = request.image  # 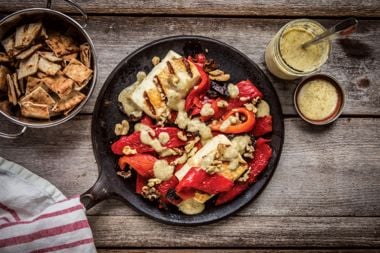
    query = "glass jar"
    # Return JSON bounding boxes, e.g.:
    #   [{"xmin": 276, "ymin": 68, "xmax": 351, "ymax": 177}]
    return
[{"xmin": 265, "ymin": 19, "xmax": 331, "ymax": 80}]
